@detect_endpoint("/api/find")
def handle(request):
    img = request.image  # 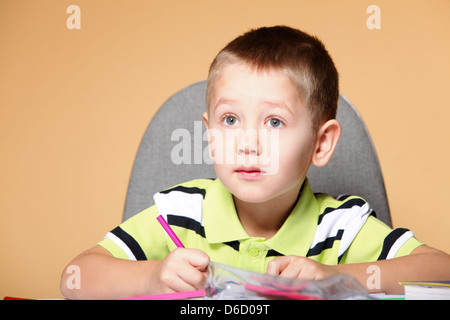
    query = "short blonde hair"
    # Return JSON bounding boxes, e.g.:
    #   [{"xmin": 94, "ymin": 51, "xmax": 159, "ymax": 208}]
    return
[{"xmin": 206, "ymin": 26, "xmax": 339, "ymax": 131}]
